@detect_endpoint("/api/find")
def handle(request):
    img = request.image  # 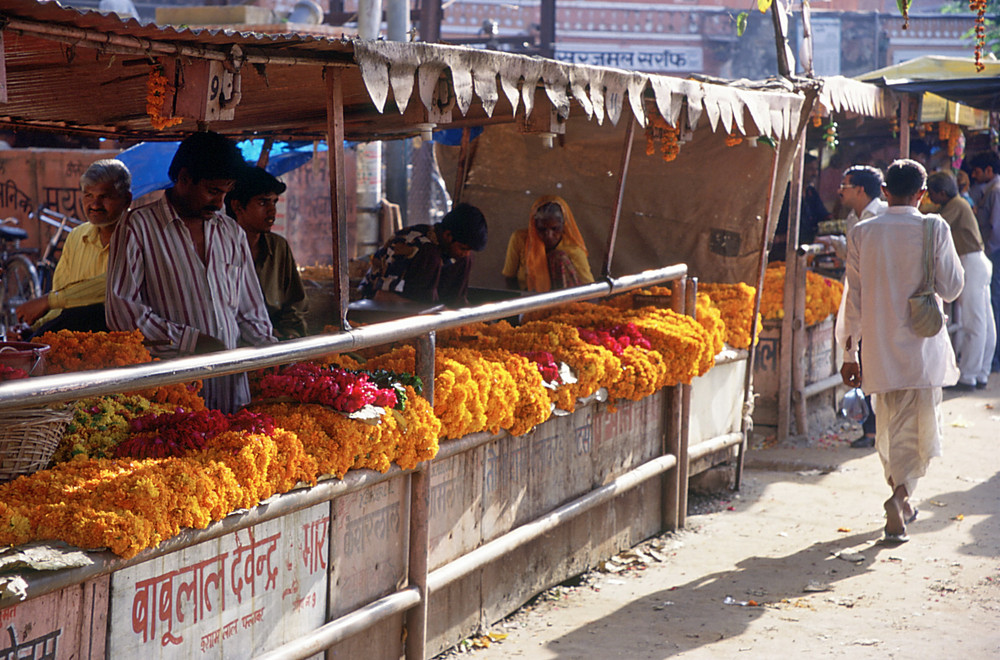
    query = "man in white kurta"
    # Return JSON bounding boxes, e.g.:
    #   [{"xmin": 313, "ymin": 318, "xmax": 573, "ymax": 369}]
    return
[{"xmin": 840, "ymin": 159, "xmax": 964, "ymax": 543}]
